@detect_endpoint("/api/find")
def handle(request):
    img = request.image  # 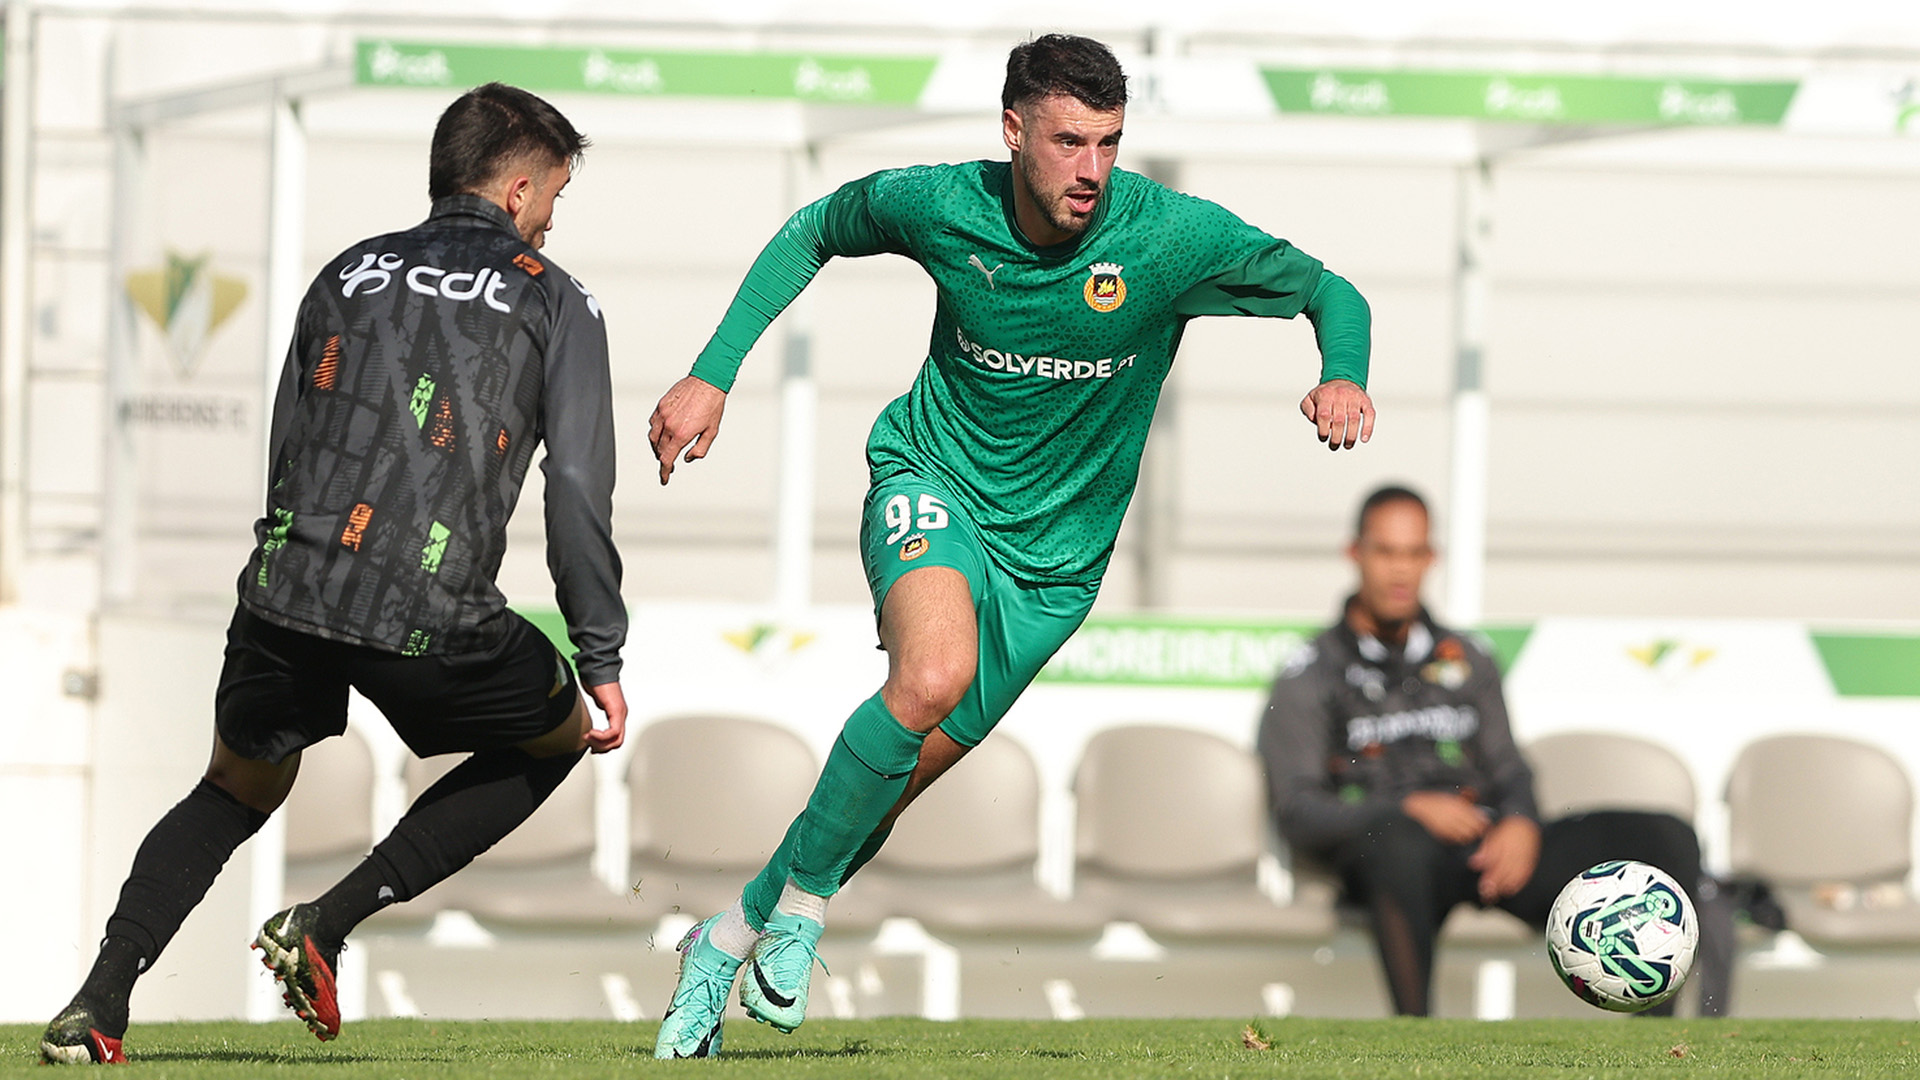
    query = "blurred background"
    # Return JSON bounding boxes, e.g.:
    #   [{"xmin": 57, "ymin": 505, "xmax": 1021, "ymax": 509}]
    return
[{"xmin": 0, "ymin": 0, "xmax": 1916, "ymax": 1030}]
